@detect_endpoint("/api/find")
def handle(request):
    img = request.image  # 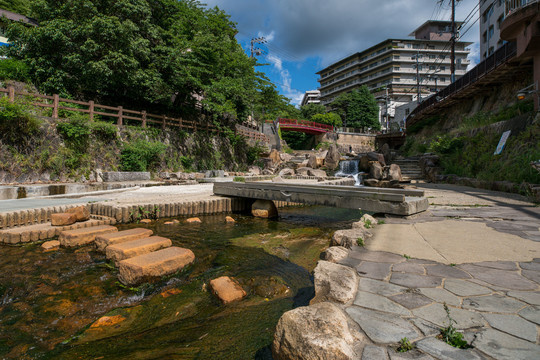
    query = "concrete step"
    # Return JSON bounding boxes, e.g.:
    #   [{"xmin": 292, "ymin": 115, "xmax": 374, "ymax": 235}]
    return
[
  {"xmin": 106, "ymin": 236, "xmax": 172, "ymax": 264},
  {"xmin": 95, "ymin": 228, "xmax": 154, "ymax": 251},
  {"xmin": 118, "ymin": 246, "xmax": 195, "ymax": 285},
  {"xmin": 59, "ymin": 225, "xmax": 118, "ymax": 248}
]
